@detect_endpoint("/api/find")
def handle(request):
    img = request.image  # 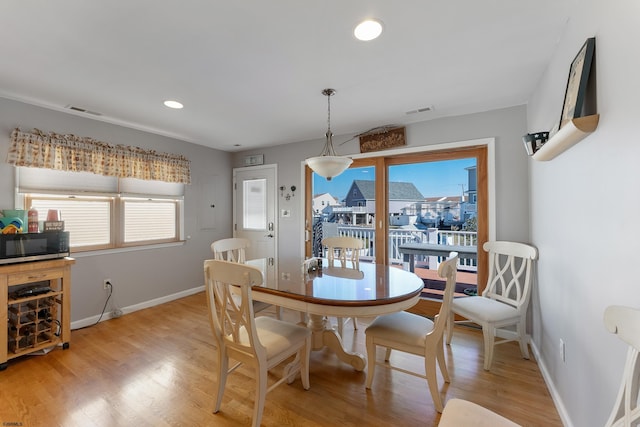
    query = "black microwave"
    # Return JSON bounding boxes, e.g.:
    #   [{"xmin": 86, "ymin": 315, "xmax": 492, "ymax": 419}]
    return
[{"xmin": 0, "ymin": 231, "xmax": 70, "ymax": 264}]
